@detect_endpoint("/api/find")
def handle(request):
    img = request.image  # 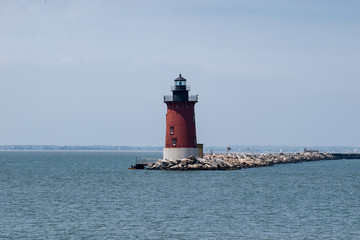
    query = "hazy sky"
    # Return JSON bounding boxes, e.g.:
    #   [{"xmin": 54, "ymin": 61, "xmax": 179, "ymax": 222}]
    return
[{"xmin": 0, "ymin": 0, "xmax": 359, "ymax": 147}]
